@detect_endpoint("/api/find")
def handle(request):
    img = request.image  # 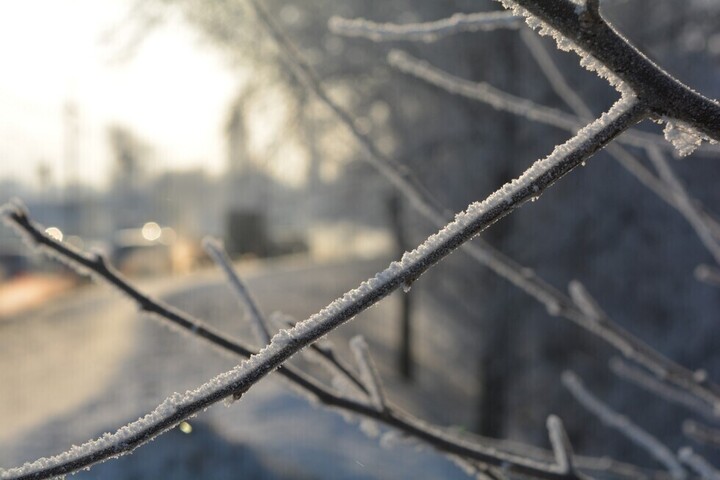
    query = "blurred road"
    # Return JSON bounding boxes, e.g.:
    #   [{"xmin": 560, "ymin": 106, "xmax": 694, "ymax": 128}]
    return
[{"xmin": 0, "ymin": 256, "xmax": 470, "ymax": 479}]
